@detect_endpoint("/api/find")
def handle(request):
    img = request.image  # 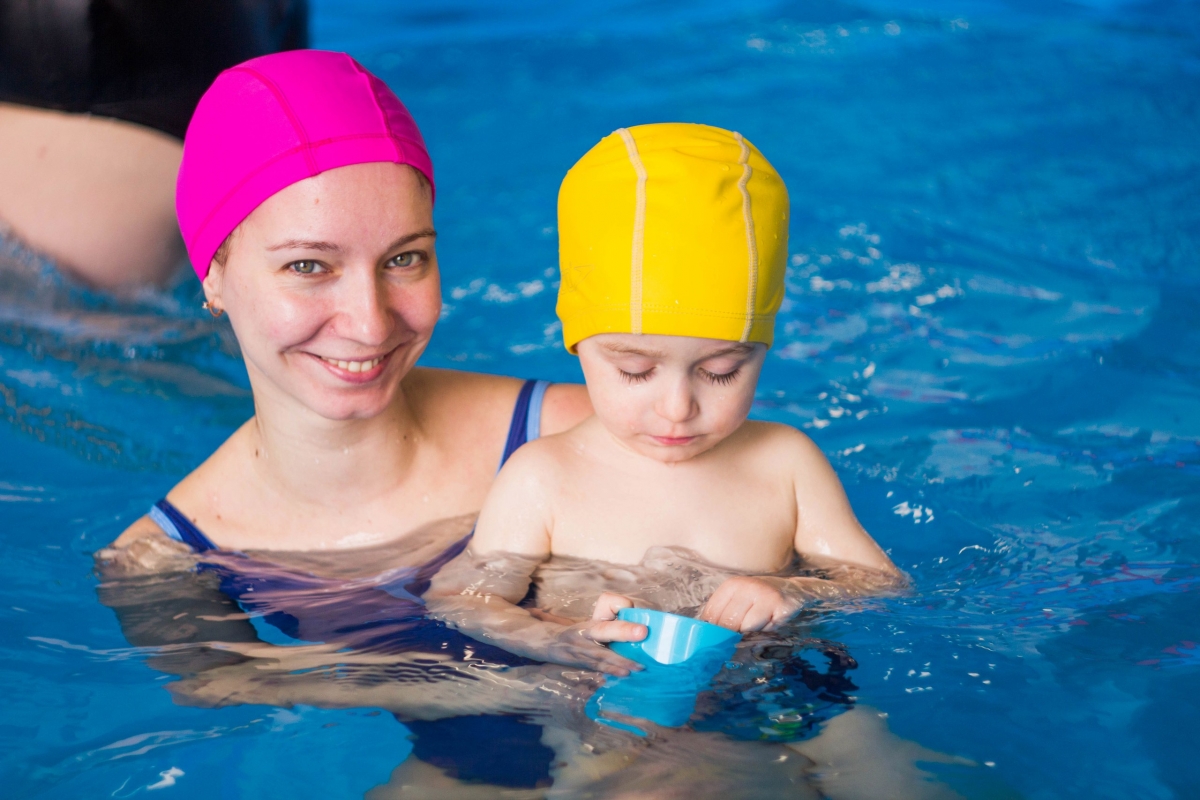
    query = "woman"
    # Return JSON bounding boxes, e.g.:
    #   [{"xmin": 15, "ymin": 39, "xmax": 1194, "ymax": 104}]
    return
[
  {"xmin": 93, "ymin": 48, "xmax": 599, "ymax": 794},
  {"xmin": 109, "ymin": 49, "xmax": 590, "ymax": 562}
]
